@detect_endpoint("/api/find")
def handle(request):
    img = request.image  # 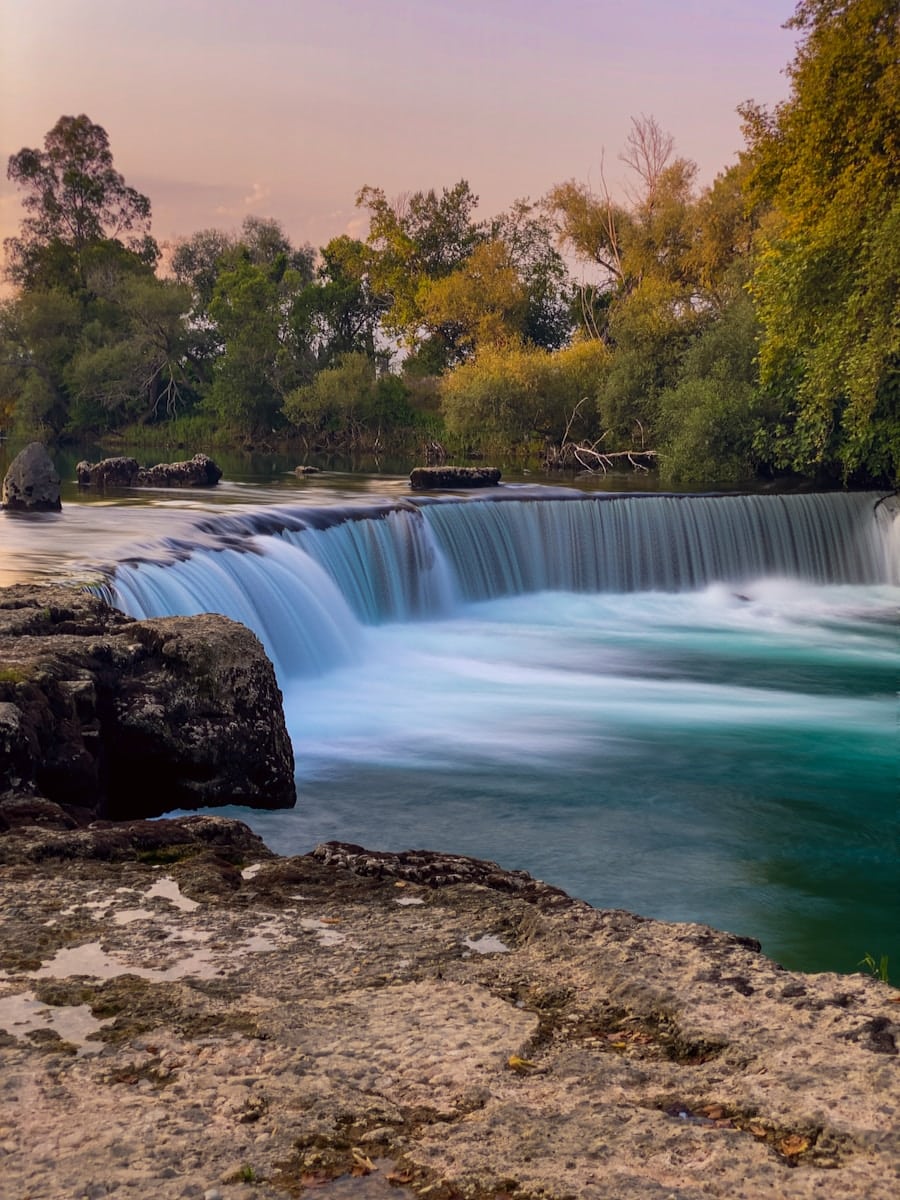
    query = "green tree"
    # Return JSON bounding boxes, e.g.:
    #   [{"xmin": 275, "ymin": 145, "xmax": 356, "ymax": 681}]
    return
[
  {"xmin": 0, "ymin": 289, "xmax": 81, "ymax": 432},
  {"xmin": 65, "ymin": 268, "xmax": 193, "ymax": 430},
  {"xmin": 284, "ymin": 353, "xmax": 417, "ymax": 449},
  {"xmin": 741, "ymin": 0, "xmax": 900, "ymax": 481},
  {"xmin": 5, "ymin": 114, "xmax": 157, "ymax": 289},
  {"xmin": 290, "ymin": 235, "xmax": 388, "ymax": 370},
  {"xmin": 489, "ymin": 201, "xmax": 574, "ymax": 350},
  {"xmin": 356, "ymin": 180, "xmax": 484, "ymax": 369},
  {"xmin": 173, "ymin": 217, "xmax": 315, "ymax": 434},
  {"xmin": 419, "ymin": 240, "xmax": 529, "ymax": 358},
  {"xmin": 657, "ymin": 294, "xmax": 767, "ymax": 484}
]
